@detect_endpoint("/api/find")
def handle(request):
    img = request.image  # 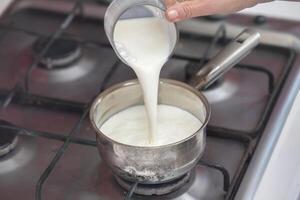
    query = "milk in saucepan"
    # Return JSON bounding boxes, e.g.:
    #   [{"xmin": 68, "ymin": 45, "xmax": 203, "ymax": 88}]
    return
[
  {"xmin": 101, "ymin": 105, "xmax": 201, "ymax": 147},
  {"xmin": 102, "ymin": 17, "xmax": 201, "ymax": 146}
]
